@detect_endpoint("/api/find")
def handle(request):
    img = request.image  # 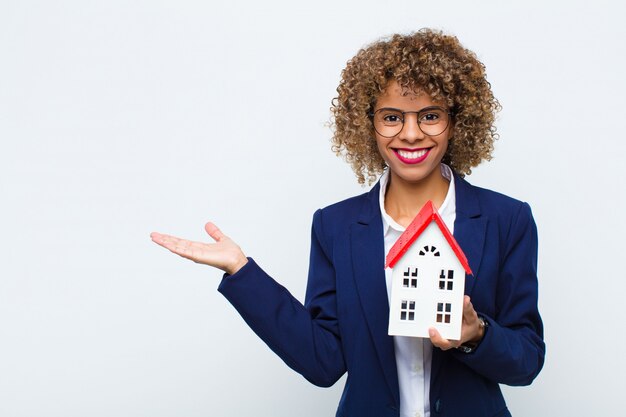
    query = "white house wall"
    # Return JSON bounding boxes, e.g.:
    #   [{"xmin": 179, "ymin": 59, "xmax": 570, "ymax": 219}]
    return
[{"xmin": 388, "ymin": 223, "xmax": 466, "ymax": 340}]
